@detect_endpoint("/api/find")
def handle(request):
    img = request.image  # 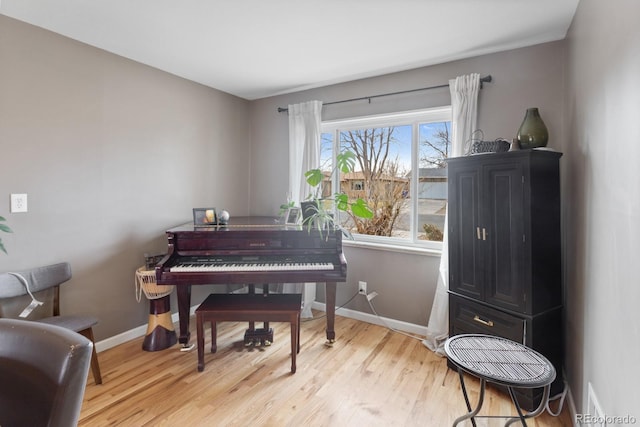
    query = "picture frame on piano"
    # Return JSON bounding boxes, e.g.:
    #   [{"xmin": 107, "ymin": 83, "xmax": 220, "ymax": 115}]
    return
[
  {"xmin": 285, "ymin": 207, "xmax": 301, "ymax": 225},
  {"xmin": 193, "ymin": 208, "xmax": 217, "ymax": 227},
  {"xmin": 144, "ymin": 252, "xmax": 166, "ymax": 270}
]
